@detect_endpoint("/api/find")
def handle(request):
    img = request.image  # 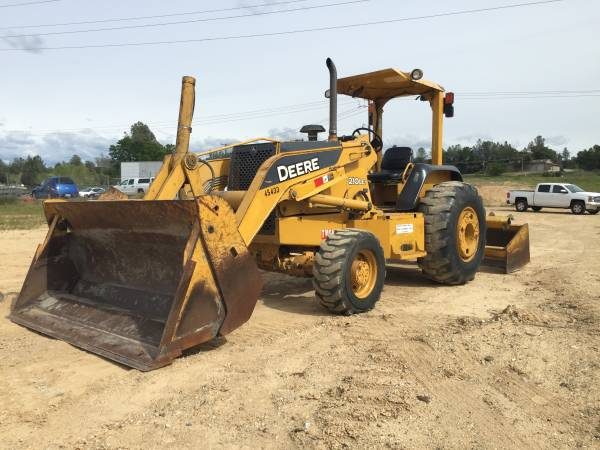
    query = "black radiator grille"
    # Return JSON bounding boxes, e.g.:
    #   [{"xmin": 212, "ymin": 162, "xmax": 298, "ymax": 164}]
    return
[
  {"xmin": 227, "ymin": 143, "xmax": 276, "ymax": 190},
  {"xmin": 228, "ymin": 142, "xmax": 277, "ymax": 235}
]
